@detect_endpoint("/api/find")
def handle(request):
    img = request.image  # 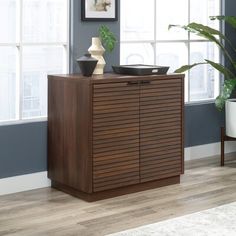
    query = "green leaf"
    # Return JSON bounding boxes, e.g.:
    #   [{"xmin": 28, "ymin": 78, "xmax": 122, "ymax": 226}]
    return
[
  {"xmin": 215, "ymin": 79, "xmax": 236, "ymax": 111},
  {"xmin": 187, "ymin": 23, "xmax": 236, "ymax": 54},
  {"xmin": 174, "ymin": 62, "xmax": 207, "ymax": 73},
  {"xmin": 208, "ymin": 16, "xmax": 236, "ymax": 54},
  {"xmin": 169, "ymin": 22, "xmax": 235, "ymax": 69},
  {"xmin": 98, "ymin": 25, "xmax": 117, "ymax": 53},
  {"xmin": 170, "ymin": 16, "xmax": 236, "ymax": 112},
  {"xmin": 189, "ymin": 23, "xmax": 225, "ymax": 38},
  {"xmin": 170, "ymin": 23, "xmax": 224, "ymax": 38},
  {"xmin": 175, "ymin": 60, "xmax": 236, "ymax": 80},
  {"xmin": 204, "ymin": 59, "xmax": 235, "ymax": 79},
  {"xmin": 215, "ymin": 96, "xmax": 225, "ymax": 112},
  {"xmin": 187, "ymin": 24, "xmax": 233, "ymax": 64},
  {"xmin": 210, "ymin": 15, "xmax": 236, "ymax": 29},
  {"xmin": 168, "ymin": 24, "xmax": 181, "ymax": 30}
]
